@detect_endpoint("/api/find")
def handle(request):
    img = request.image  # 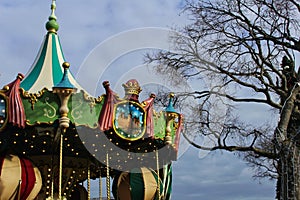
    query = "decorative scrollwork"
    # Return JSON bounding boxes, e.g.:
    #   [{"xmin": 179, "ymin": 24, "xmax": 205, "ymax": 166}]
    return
[
  {"xmin": 71, "ymin": 99, "xmax": 83, "ymax": 120},
  {"xmin": 43, "ymin": 97, "xmax": 57, "ymax": 119}
]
